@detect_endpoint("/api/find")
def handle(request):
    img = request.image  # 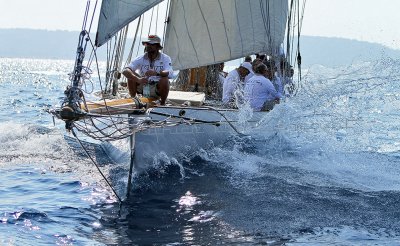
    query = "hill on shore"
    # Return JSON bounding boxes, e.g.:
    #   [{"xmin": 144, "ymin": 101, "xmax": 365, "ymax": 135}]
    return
[
  {"xmin": 1, "ymin": 29, "xmax": 399, "ymax": 67},
  {"xmin": 300, "ymin": 36, "xmax": 400, "ymax": 67}
]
